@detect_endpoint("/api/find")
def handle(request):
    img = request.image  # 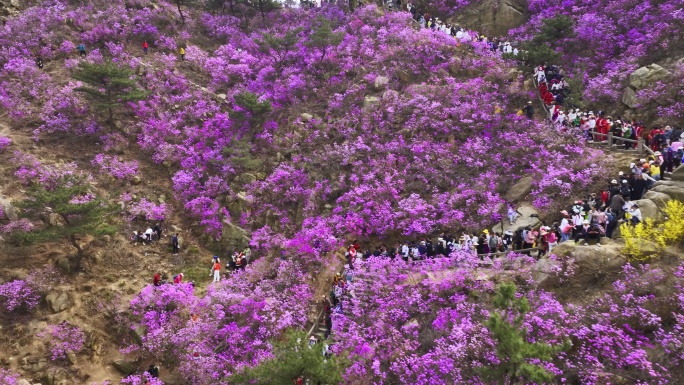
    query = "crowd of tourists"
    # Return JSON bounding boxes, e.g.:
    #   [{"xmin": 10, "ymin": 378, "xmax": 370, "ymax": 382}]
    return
[{"xmin": 534, "ymin": 64, "xmax": 684, "ymax": 161}]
